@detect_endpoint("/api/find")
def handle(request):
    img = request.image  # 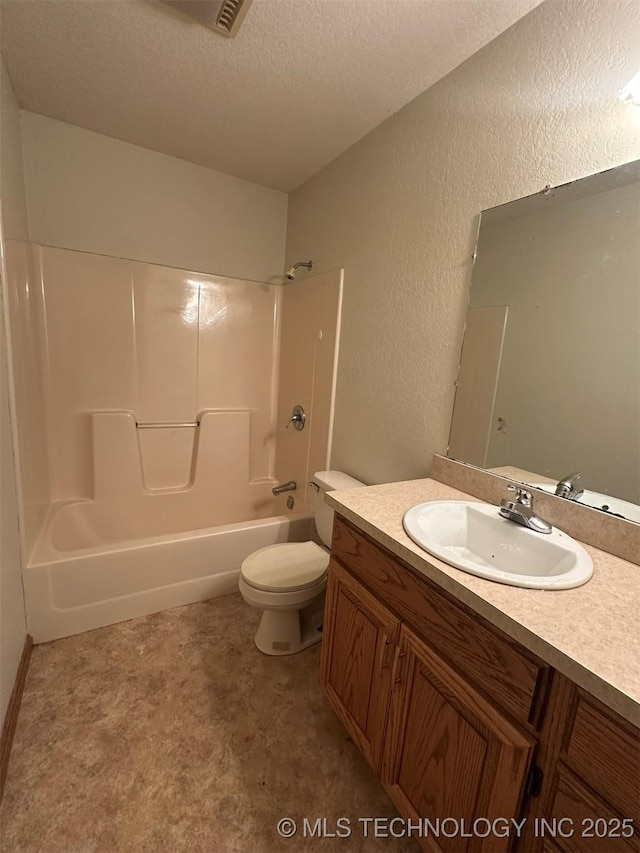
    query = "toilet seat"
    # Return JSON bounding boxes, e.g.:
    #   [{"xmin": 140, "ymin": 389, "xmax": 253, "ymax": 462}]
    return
[{"xmin": 240, "ymin": 541, "xmax": 329, "ymax": 592}]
